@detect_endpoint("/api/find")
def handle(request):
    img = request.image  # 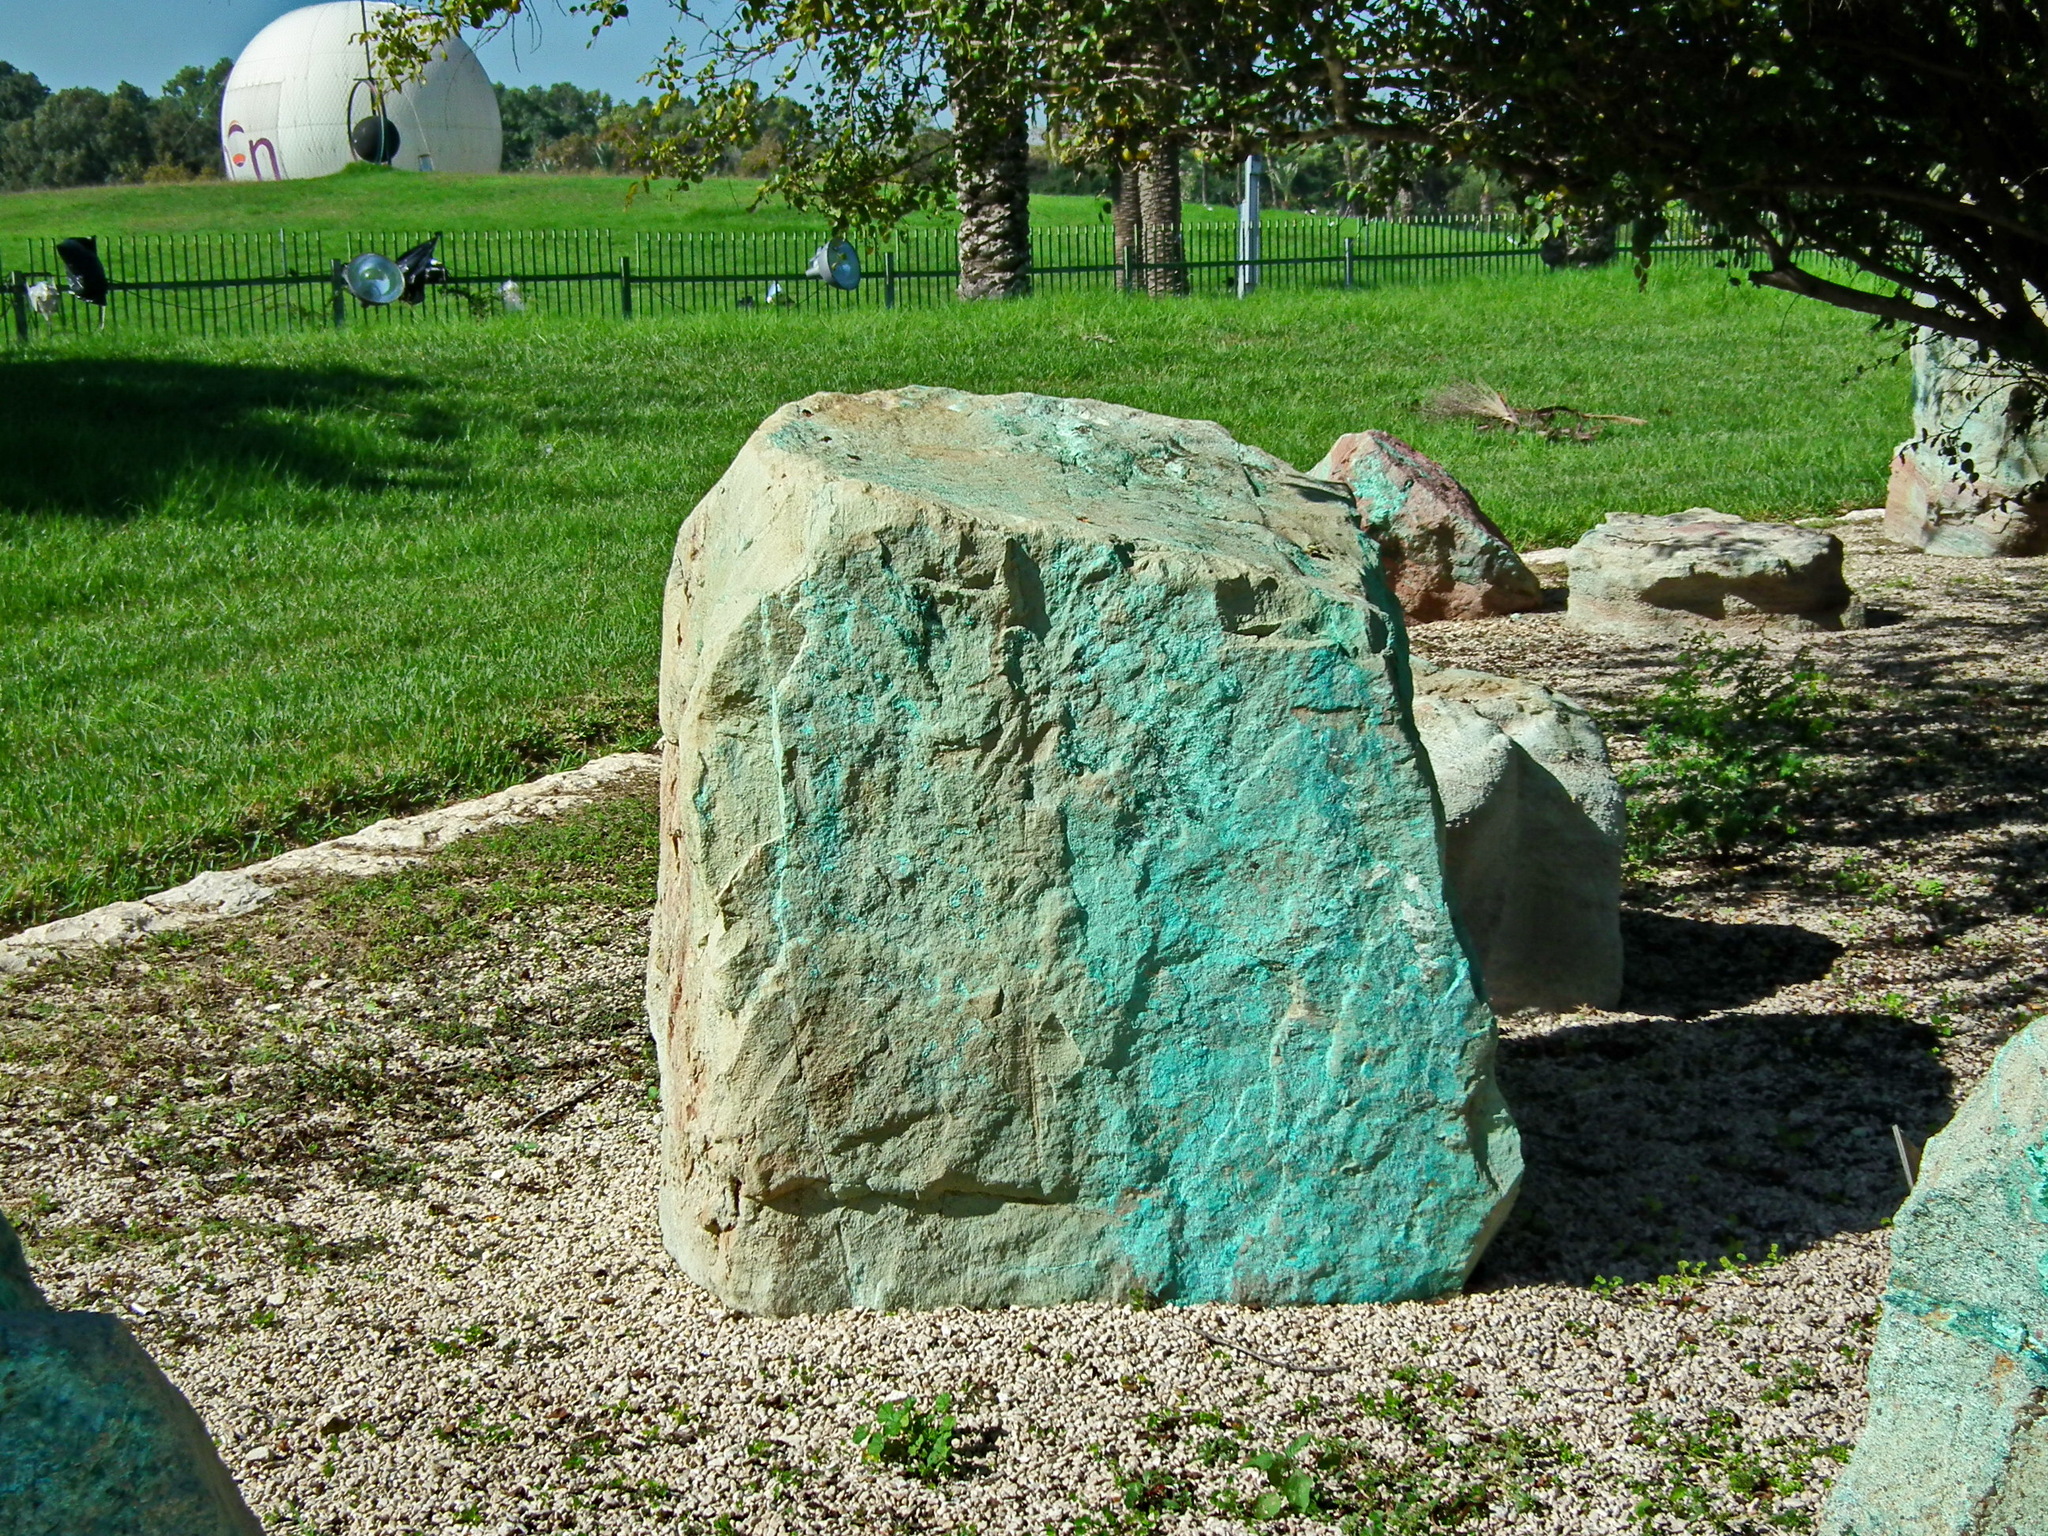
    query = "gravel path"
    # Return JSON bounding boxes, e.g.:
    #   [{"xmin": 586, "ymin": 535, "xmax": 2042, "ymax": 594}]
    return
[{"xmin": 5, "ymin": 522, "xmax": 2045, "ymax": 1535}]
